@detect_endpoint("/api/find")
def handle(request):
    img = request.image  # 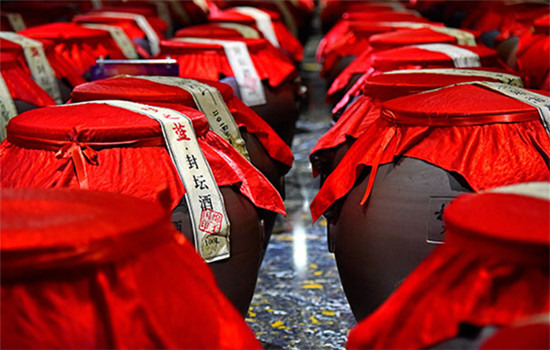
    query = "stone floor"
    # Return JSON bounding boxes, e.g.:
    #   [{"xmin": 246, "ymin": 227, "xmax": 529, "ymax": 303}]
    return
[{"xmin": 245, "ymin": 33, "xmax": 357, "ymax": 350}]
